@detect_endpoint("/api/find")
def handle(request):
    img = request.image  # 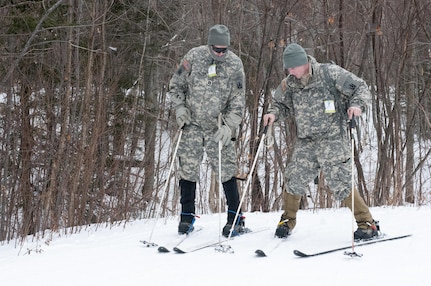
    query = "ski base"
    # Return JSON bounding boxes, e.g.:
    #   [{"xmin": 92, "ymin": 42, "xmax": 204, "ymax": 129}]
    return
[{"xmin": 294, "ymin": 234, "xmax": 412, "ymax": 258}]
